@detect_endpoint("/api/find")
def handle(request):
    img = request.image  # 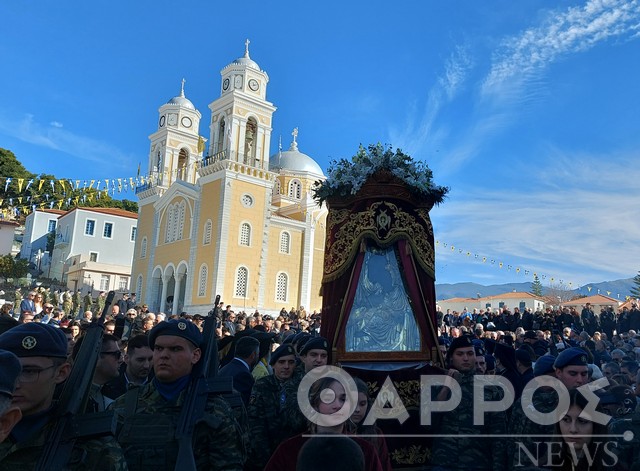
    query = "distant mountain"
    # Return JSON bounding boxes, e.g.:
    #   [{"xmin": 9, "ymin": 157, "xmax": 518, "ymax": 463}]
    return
[{"xmin": 435, "ymin": 278, "xmax": 635, "ymax": 301}]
